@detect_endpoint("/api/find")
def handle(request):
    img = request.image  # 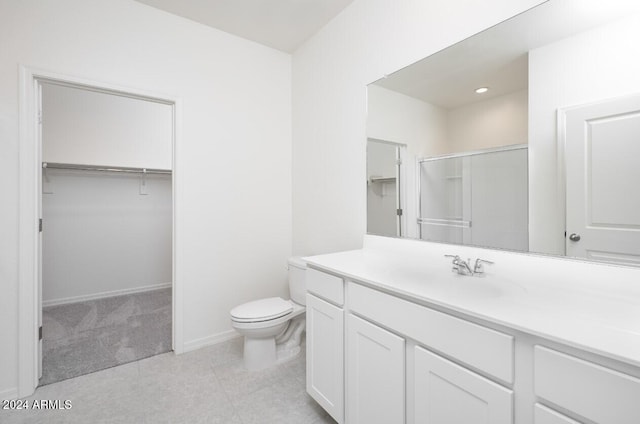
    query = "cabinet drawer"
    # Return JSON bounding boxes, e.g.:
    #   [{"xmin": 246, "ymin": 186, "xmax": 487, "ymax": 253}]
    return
[
  {"xmin": 306, "ymin": 268, "xmax": 344, "ymax": 306},
  {"xmin": 348, "ymin": 282, "xmax": 513, "ymax": 383},
  {"xmin": 534, "ymin": 404, "xmax": 581, "ymax": 424},
  {"xmin": 534, "ymin": 346, "xmax": 640, "ymax": 424},
  {"xmin": 414, "ymin": 346, "xmax": 513, "ymax": 424}
]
